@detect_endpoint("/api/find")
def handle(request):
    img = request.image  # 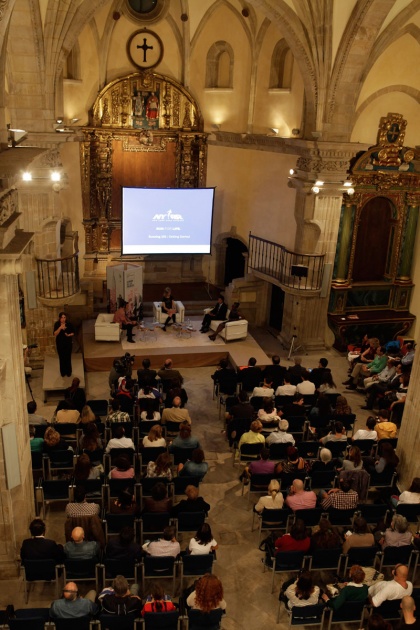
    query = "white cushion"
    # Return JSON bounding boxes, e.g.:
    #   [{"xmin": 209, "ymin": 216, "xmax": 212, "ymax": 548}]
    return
[
  {"xmin": 153, "ymin": 301, "xmax": 185, "ymax": 323},
  {"xmin": 95, "ymin": 313, "xmax": 121, "ymax": 341},
  {"xmin": 209, "ymin": 318, "xmax": 248, "ymax": 342}
]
